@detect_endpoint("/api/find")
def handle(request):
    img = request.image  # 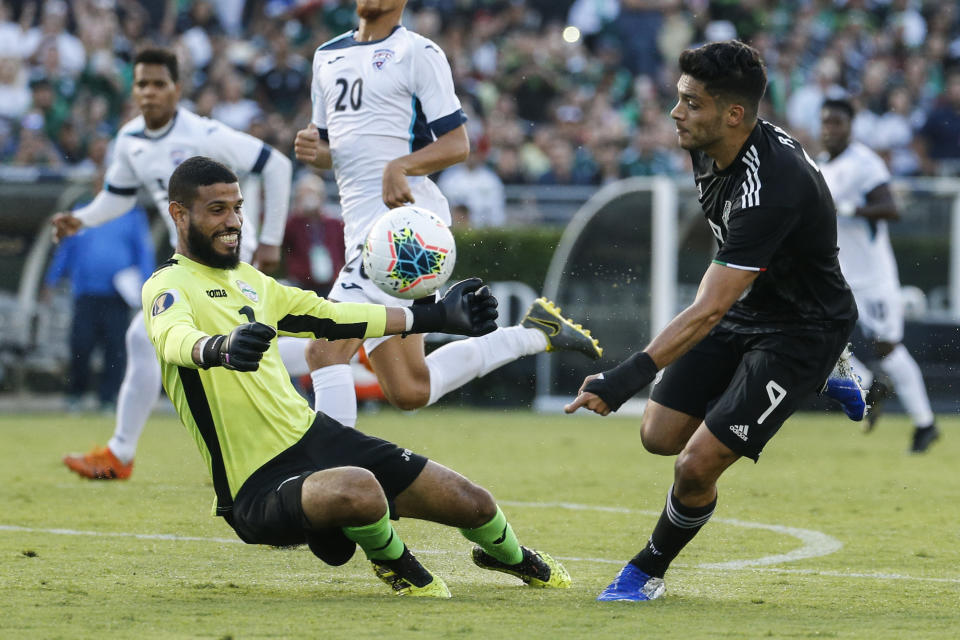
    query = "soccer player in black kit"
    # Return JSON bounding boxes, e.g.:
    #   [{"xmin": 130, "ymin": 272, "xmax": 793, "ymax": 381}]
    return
[{"xmin": 565, "ymin": 40, "xmax": 858, "ymax": 601}]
